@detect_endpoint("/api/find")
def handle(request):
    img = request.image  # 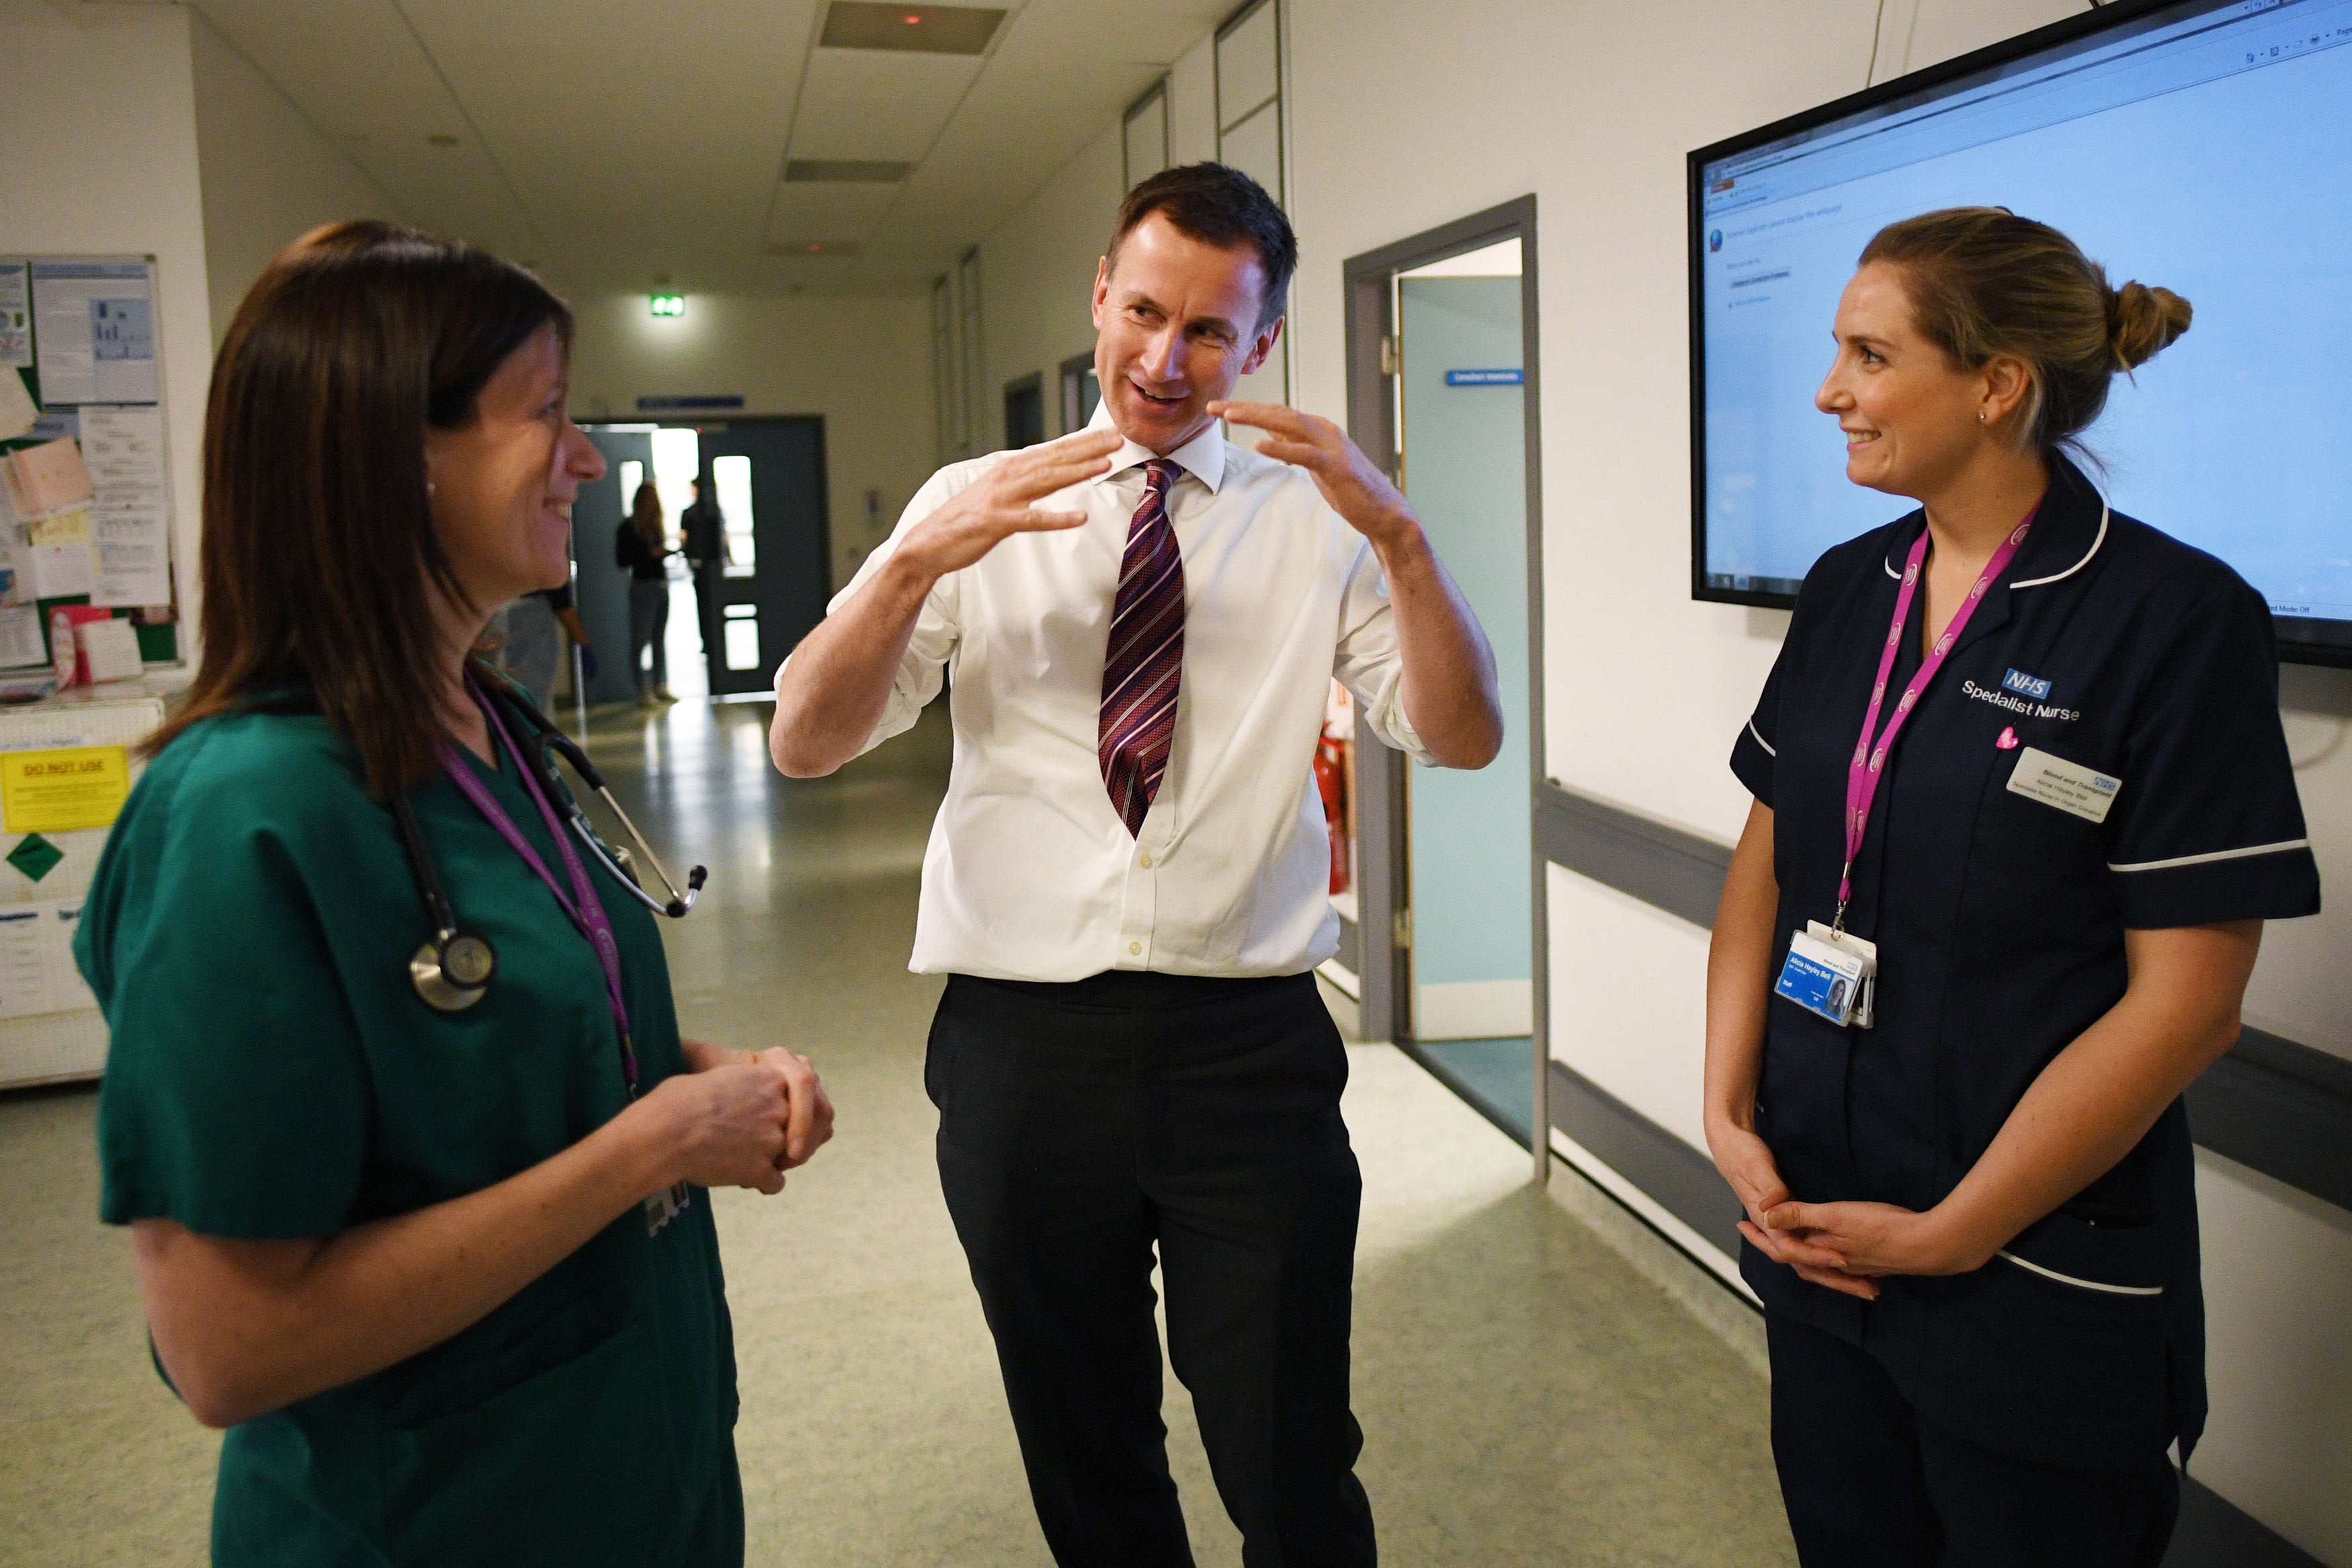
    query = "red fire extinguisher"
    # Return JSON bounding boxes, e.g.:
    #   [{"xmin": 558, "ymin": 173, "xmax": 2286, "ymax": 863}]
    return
[{"xmin": 1314, "ymin": 732, "xmax": 1349, "ymax": 896}]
